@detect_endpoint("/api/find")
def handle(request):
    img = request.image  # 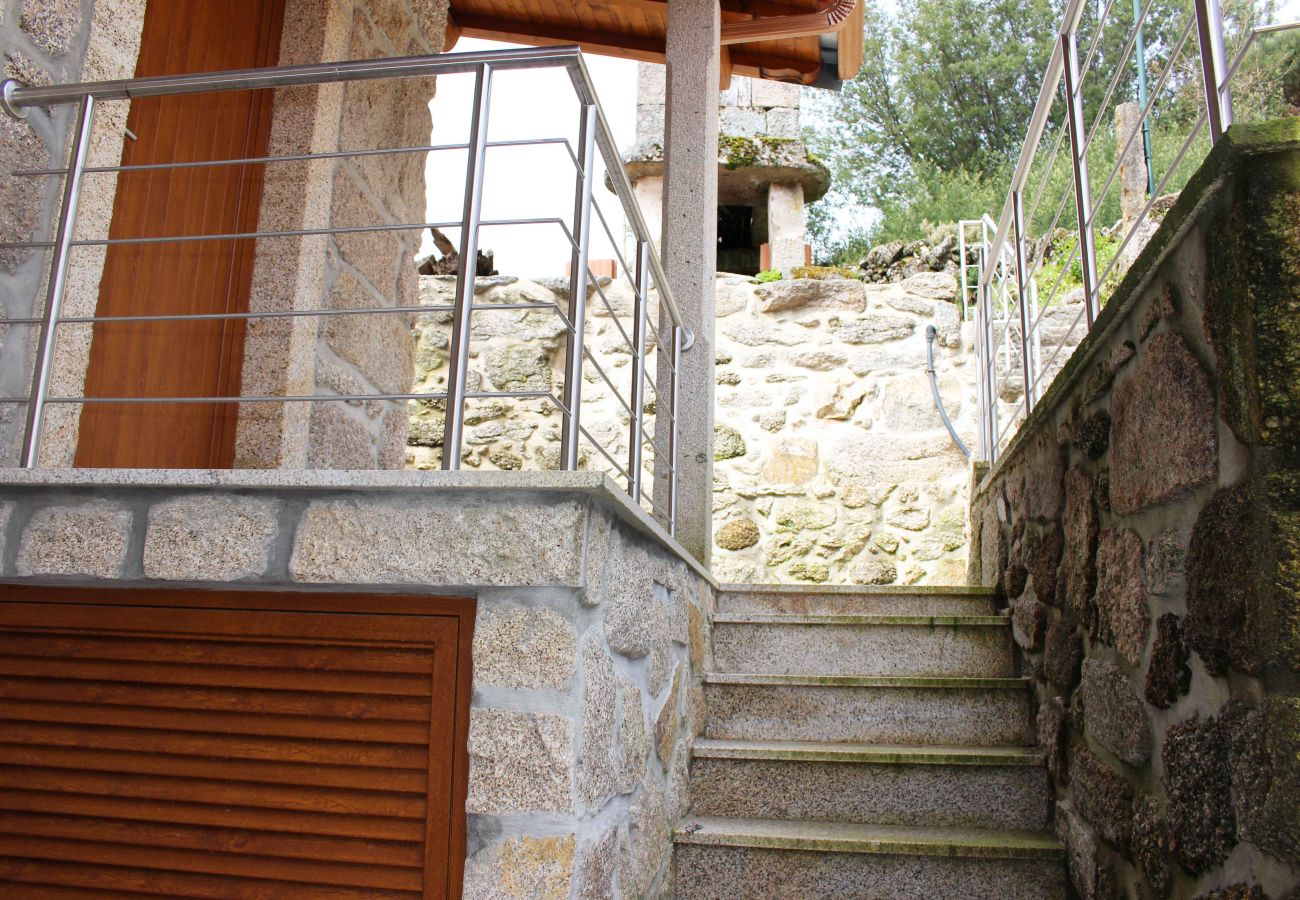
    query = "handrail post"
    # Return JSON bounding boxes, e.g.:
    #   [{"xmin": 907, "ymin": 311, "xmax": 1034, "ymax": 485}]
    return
[
  {"xmin": 1194, "ymin": 0, "xmax": 1233, "ymax": 143},
  {"xmin": 1061, "ymin": 30, "xmax": 1101, "ymax": 327},
  {"xmin": 22, "ymin": 95, "xmax": 96, "ymax": 467},
  {"xmin": 560, "ymin": 102, "xmax": 598, "ymax": 470},
  {"xmin": 1011, "ymin": 190, "xmax": 1034, "ymax": 419},
  {"xmin": 441, "ymin": 64, "xmax": 492, "ymax": 469},
  {"xmin": 628, "ymin": 239, "xmax": 650, "ymax": 502},
  {"xmin": 667, "ymin": 324, "xmax": 681, "ymax": 535}
]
